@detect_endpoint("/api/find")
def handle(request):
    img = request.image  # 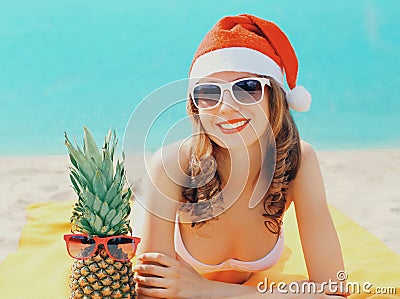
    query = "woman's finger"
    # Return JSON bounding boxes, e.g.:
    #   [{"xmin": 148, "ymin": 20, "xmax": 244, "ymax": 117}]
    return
[
  {"xmin": 134, "ymin": 275, "xmax": 169, "ymax": 288},
  {"xmin": 137, "ymin": 252, "xmax": 176, "ymax": 267},
  {"xmin": 133, "ymin": 264, "xmax": 170, "ymax": 277},
  {"xmin": 136, "ymin": 286, "xmax": 171, "ymax": 298}
]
